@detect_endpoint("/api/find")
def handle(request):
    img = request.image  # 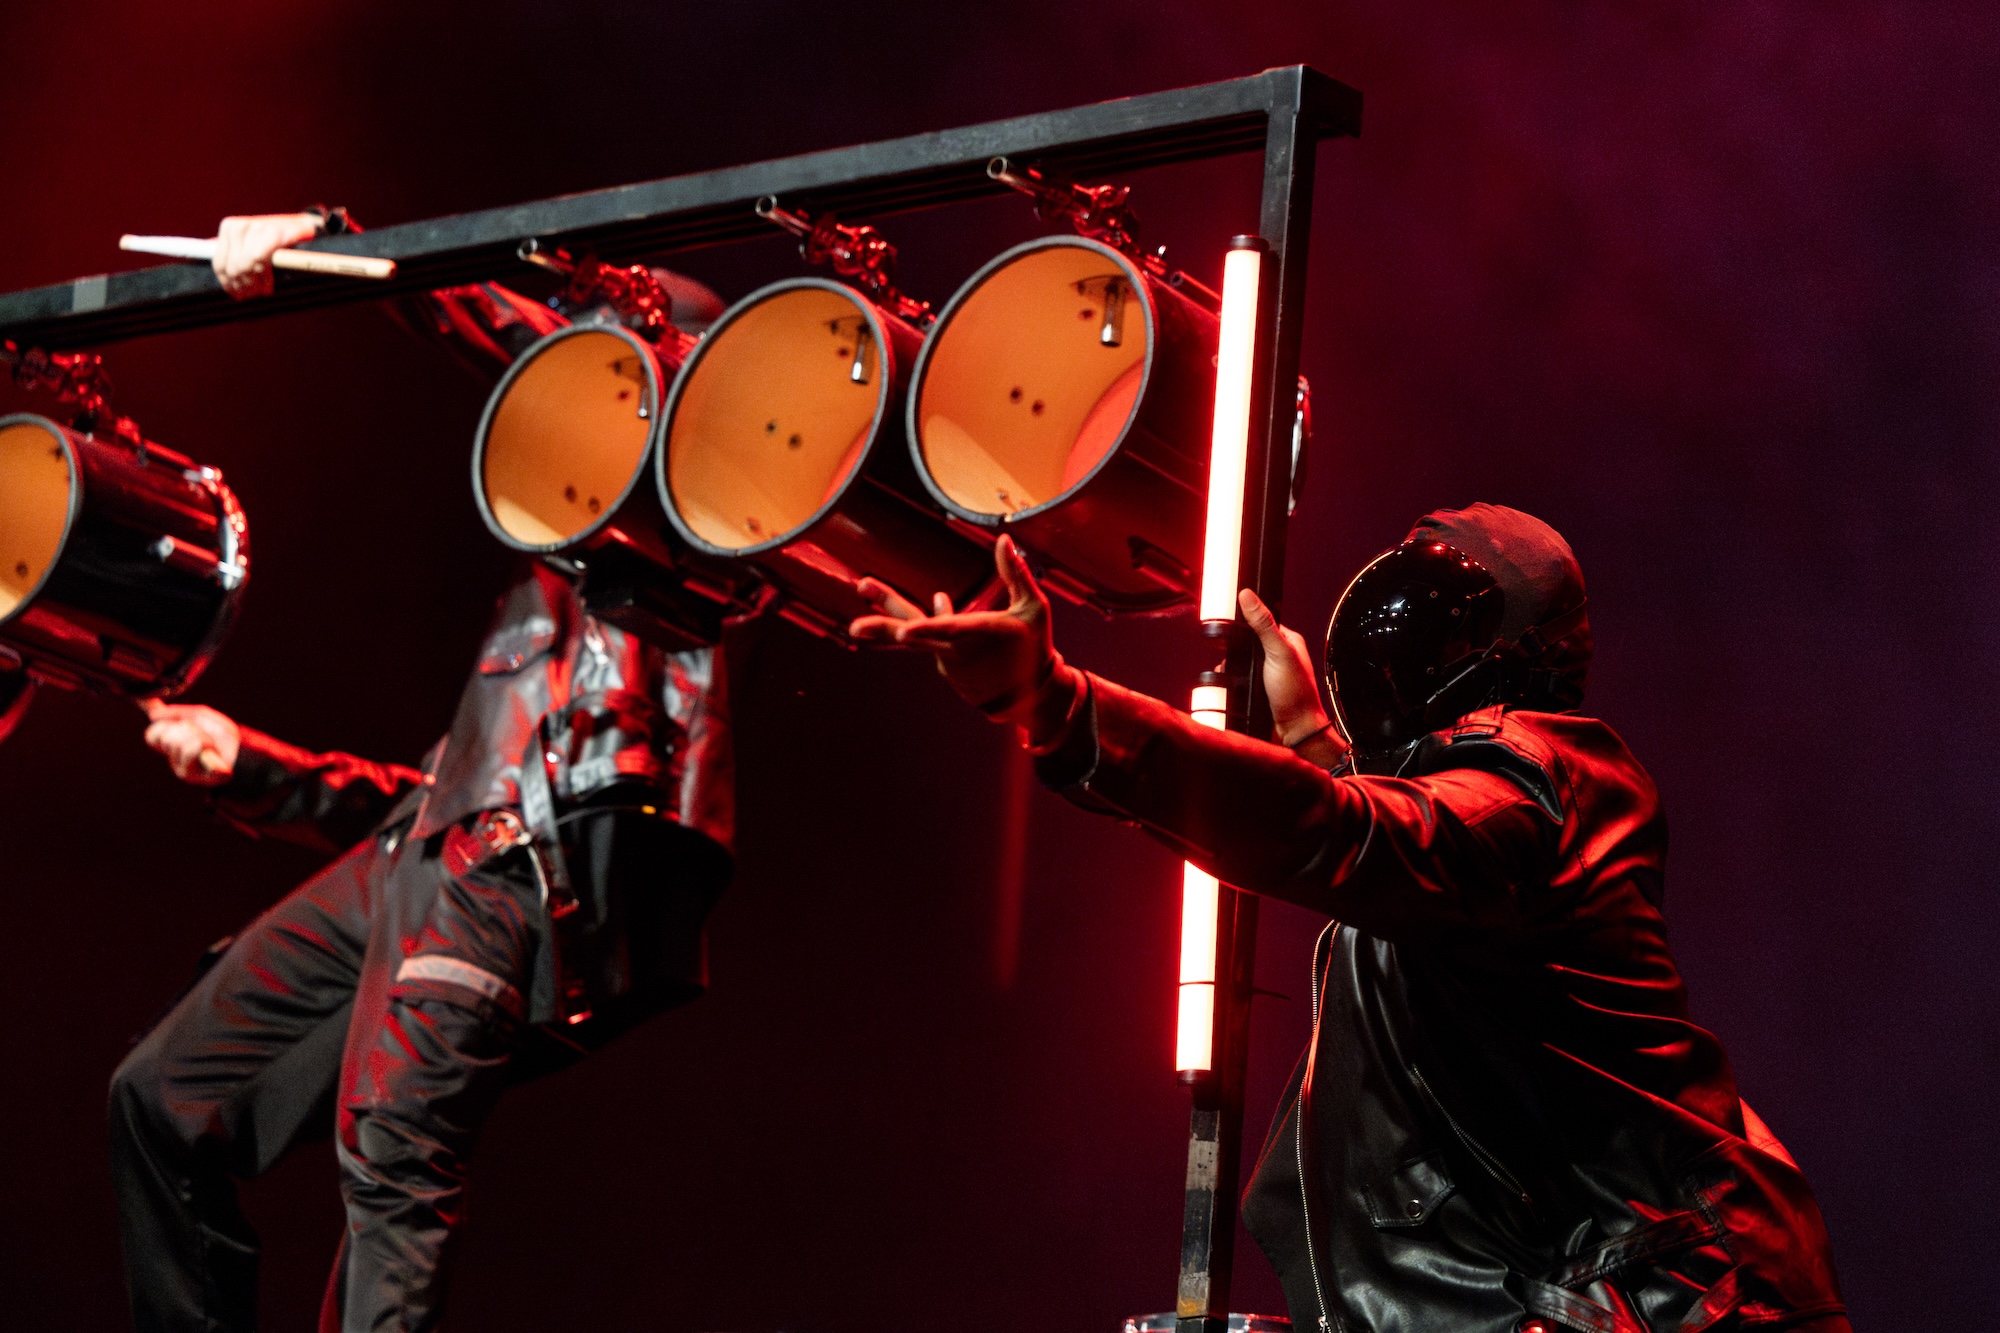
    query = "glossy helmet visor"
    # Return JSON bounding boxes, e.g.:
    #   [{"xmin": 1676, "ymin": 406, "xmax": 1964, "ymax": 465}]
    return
[{"xmin": 1324, "ymin": 539, "xmax": 1505, "ymax": 759}]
